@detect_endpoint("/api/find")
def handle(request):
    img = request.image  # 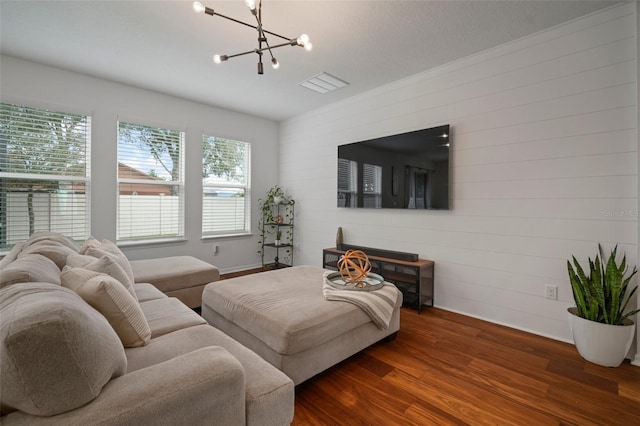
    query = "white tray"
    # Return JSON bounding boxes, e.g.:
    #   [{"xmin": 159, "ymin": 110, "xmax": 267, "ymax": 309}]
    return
[{"xmin": 324, "ymin": 271, "xmax": 384, "ymax": 291}]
